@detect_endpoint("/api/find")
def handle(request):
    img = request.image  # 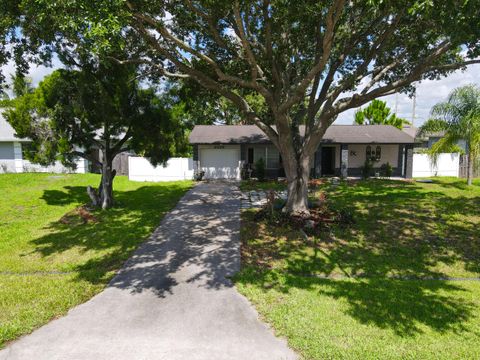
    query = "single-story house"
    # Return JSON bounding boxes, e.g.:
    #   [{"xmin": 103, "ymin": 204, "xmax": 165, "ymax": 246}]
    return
[
  {"xmin": 189, "ymin": 124, "xmax": 415, "ymax": 180},
  {"xmin": 0, "ymin": 114, "xmax": 88, "ymax": 173}
]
